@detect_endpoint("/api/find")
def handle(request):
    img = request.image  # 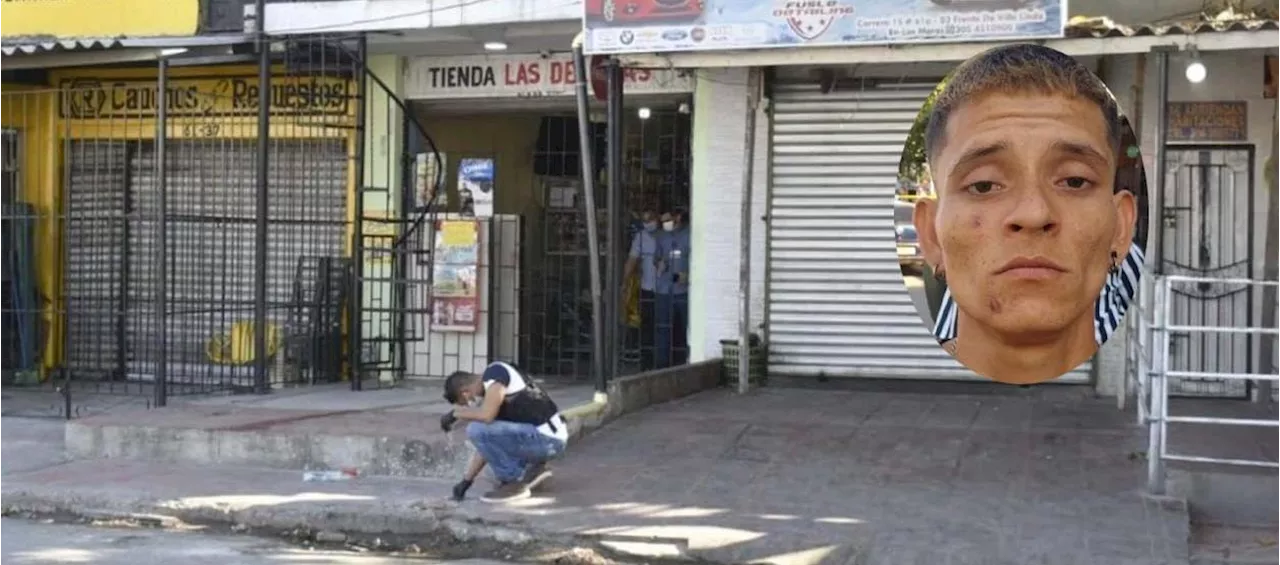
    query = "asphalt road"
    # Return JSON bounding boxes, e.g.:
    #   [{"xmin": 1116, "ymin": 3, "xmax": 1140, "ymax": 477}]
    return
[{"xmin": 1, "ymin": 518, "xmax": 514, "ymax": 565}]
